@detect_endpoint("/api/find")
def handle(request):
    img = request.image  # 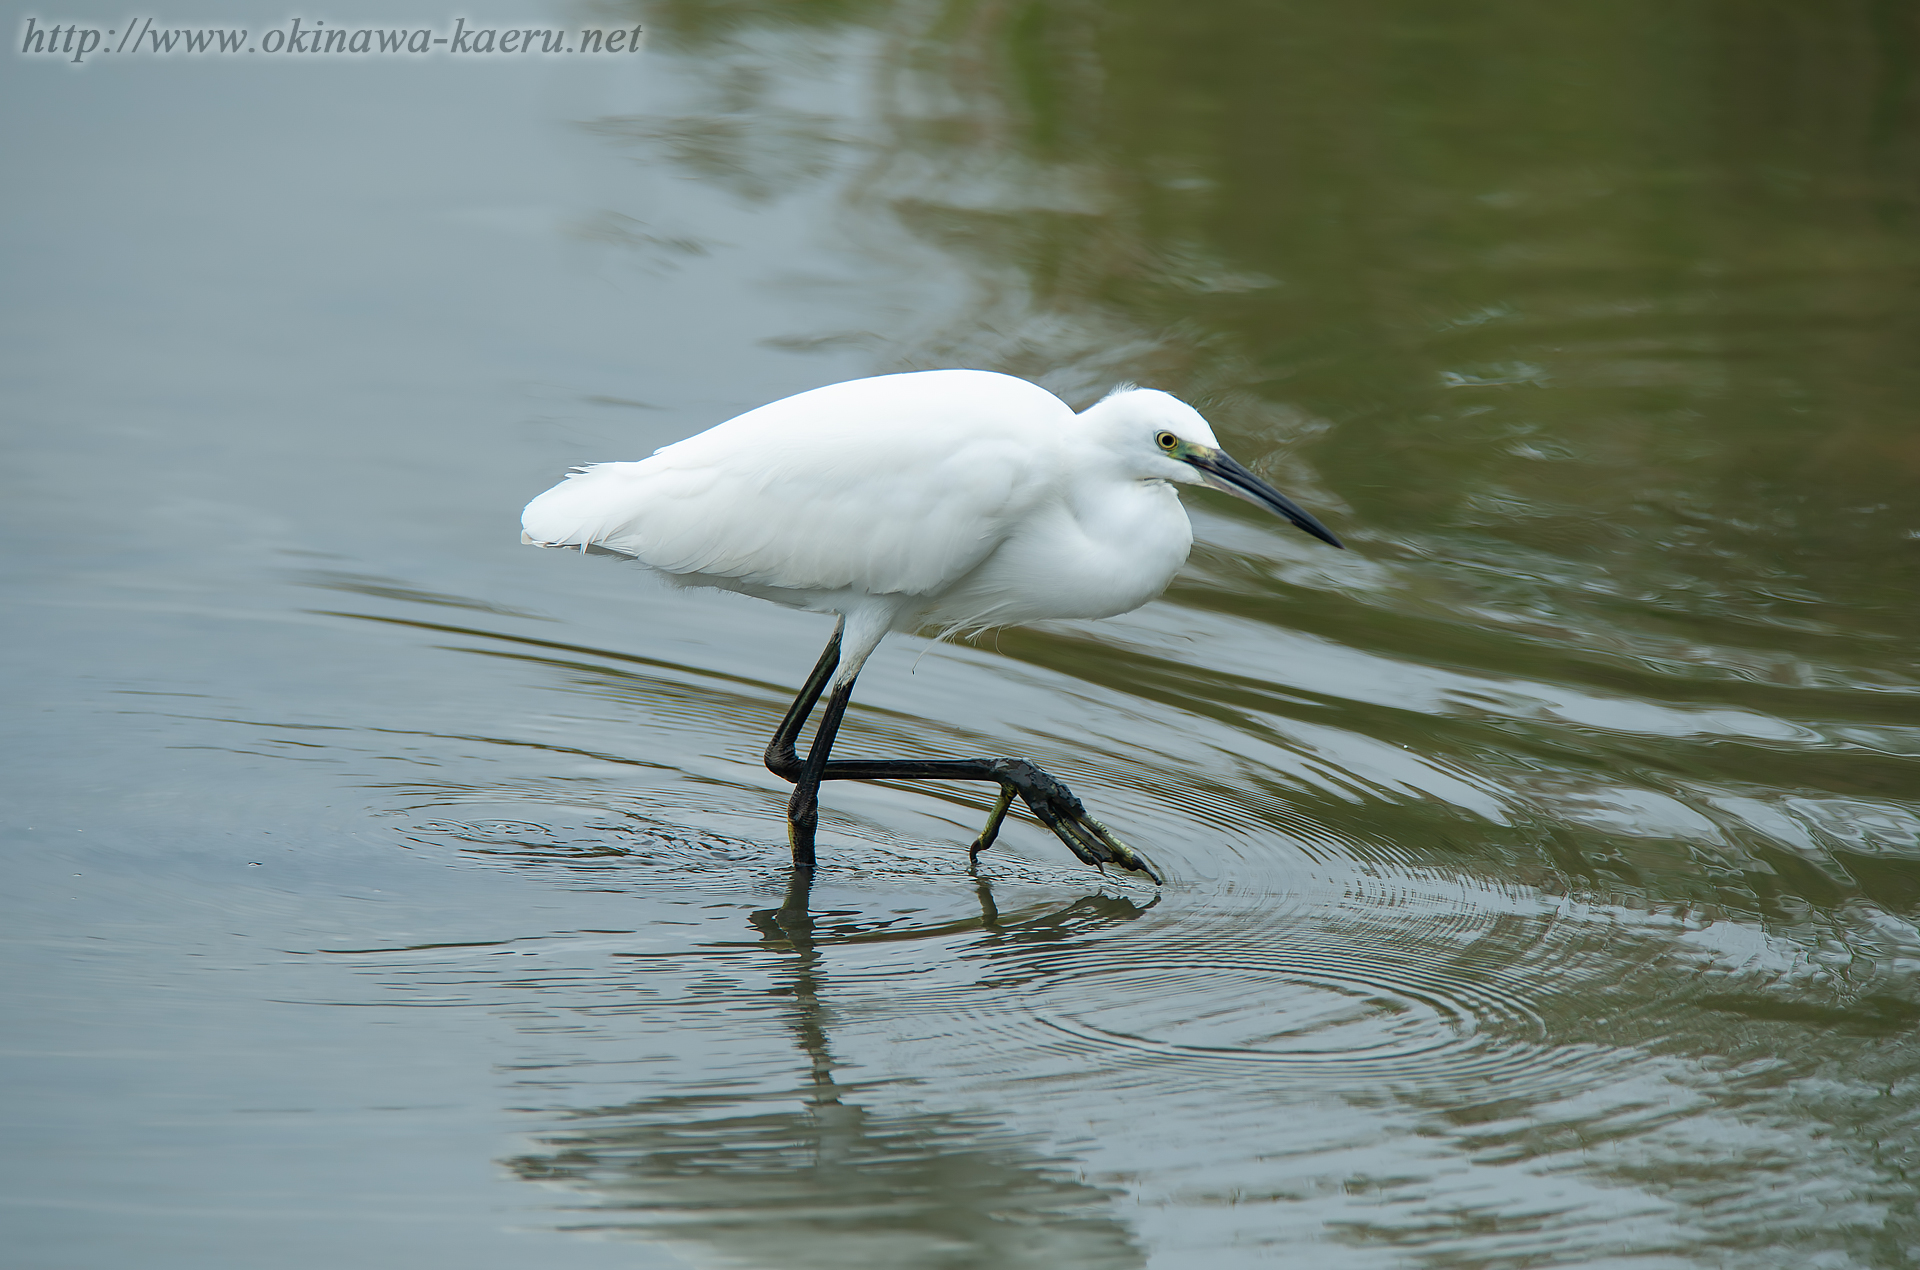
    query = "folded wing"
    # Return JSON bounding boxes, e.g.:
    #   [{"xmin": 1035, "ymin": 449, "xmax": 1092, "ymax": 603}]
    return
[{"xmin": 521, "ymin": 370, "xmax": 1070, "ymax": 598}]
